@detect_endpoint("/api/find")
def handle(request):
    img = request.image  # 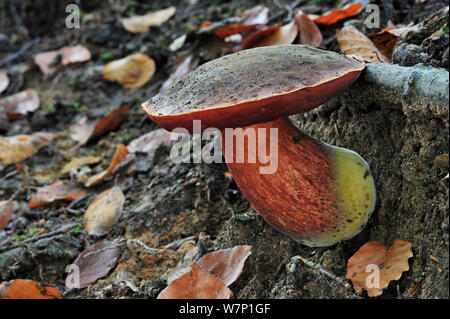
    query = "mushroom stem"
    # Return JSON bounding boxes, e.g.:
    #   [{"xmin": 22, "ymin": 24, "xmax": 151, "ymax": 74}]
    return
[{"xmin": 222, "ymin": 117, "xmax": 376, "ymax": 247}]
